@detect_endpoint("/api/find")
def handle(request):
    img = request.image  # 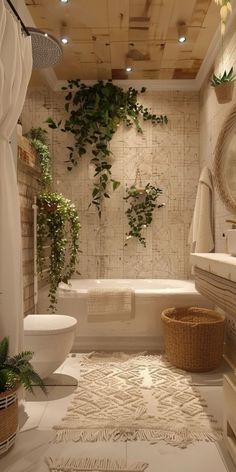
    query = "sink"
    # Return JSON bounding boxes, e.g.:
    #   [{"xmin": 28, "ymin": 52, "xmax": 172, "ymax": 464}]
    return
[
  {"xmin": 190, "ymin": 252, "xmax": 236, "ymax": 321},
  {"xmin": 190, "ymin": 253, "xmax": 236, "ymax": 282}
]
